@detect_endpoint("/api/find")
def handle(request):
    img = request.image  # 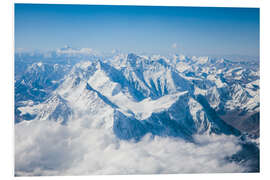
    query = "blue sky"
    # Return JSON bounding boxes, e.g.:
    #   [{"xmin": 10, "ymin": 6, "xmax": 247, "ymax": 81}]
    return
[{"xmin": 15, "ymin": 4, "xmax": 259, "ymax": 57}]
